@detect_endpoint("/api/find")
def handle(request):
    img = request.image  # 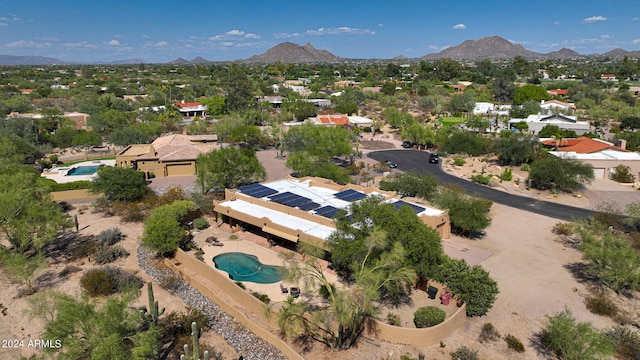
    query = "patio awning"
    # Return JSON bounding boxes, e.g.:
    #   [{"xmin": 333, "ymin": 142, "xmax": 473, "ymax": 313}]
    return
[{"xmin": 262, "ymin": 226, "xmax": 299, "ymax": 242}]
